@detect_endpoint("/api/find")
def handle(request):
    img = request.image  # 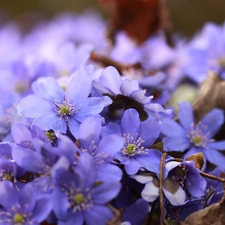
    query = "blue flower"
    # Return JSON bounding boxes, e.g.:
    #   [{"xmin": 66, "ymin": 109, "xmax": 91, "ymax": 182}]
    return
[
  {"xmin": 17, "ymin": 69, "xmax": 112, "ymax": 138},
  {"xmin": 76, "ymin": 116, "xmax": 124, "ymax": 181},
  {"xmin": 93, "ymin": 66, "xmax": 173, "ymax": 120},
  {"xmin": 52, "ymin": 153, "xmax": 121, "ymax": 225},
  {"xmin": 0, "ymin": 181, "xmax": 52, "ymax": 225},
  {"xmin": 102, "ymin": 108, "xmax": 162, "ymax": 175},
  {"xmin": 161, "ymin": 102, "xmax": 225, "ymax": 171},
  {"xmin": 183, "ymin": 22, "xmax": 225, "ymax": 83}
]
